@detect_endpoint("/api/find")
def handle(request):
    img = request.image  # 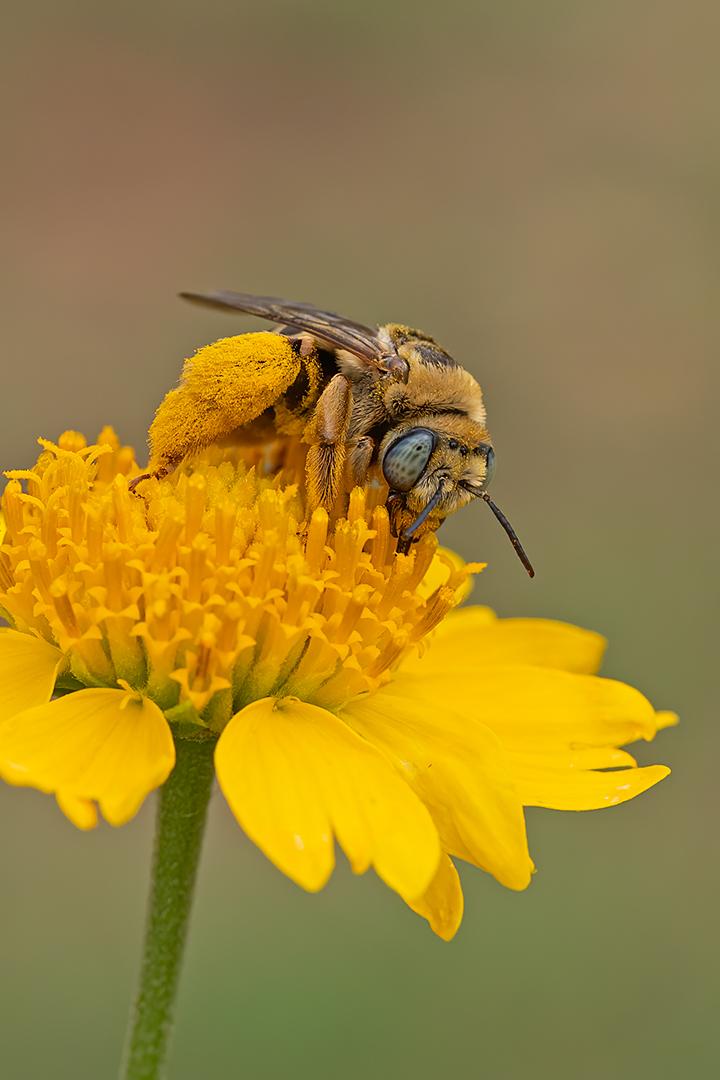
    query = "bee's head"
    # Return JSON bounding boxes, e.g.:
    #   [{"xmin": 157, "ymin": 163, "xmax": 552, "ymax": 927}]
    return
[
  {"xmin": 381, "ymin": 425, "xmax": 493, "ymax": 532},
  {"xmin": 380, "ymin": 424, "xmax": 534, "ymax": 576}
]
